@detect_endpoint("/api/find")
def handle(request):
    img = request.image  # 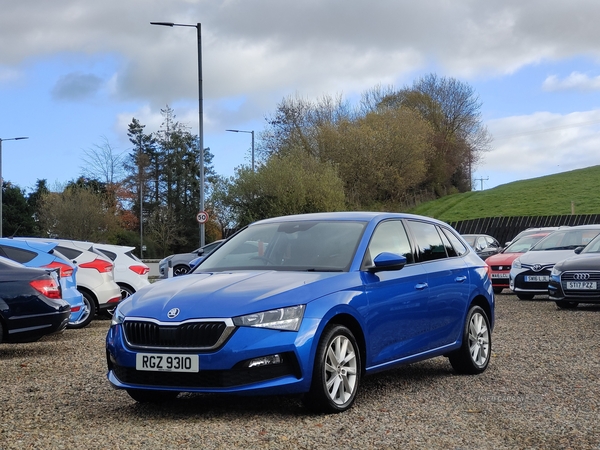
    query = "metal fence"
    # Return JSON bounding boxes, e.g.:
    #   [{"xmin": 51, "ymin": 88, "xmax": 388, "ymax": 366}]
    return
[{"xmin": 449, "ymin": 215, "xmax": 600, "ymax": 246}]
